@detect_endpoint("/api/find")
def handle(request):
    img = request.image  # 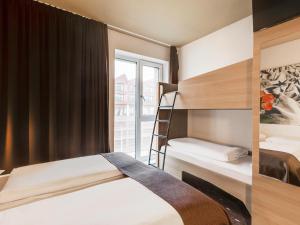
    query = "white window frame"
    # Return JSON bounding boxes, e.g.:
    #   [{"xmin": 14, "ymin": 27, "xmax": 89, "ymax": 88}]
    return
[{"xmin": 115, "ymin": 50, "xmax": 167, "ymax": 161}]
